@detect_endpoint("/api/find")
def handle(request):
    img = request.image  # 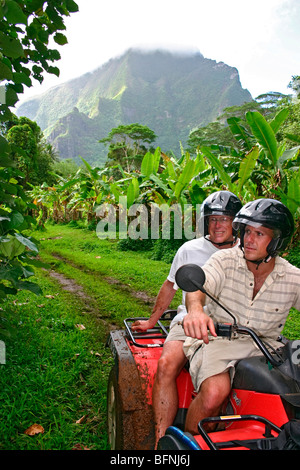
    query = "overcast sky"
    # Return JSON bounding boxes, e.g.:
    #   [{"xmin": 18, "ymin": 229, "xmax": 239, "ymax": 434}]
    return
[{"xmin": 18, "ymin": 0, "xmax": 300, "ymax": 105}]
